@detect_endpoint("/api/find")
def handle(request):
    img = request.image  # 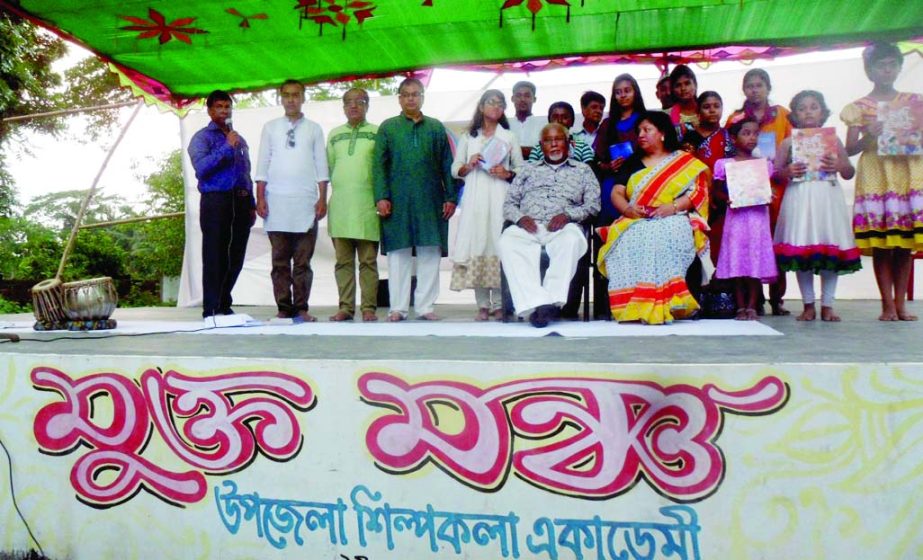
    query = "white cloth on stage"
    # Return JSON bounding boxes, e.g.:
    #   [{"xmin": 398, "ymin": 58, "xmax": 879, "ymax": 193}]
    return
[
  {"xmin": 499, "ymin": 223, "xmax": 587, "ymax": 316},
  {"xmin": 387, "ymin": 246, "xmax": 441, "ymax": 317},
  {"xmin": 254, "ymin": 115, "xmax": 329, "ymax": 232}
]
